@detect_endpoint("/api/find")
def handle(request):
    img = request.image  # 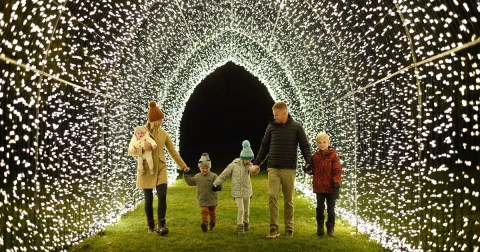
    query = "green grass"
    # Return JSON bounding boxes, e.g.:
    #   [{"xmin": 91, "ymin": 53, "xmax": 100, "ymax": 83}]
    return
[{"xmin": 69, "ymin": 172, "xmax": 384, "ymax": 252}]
